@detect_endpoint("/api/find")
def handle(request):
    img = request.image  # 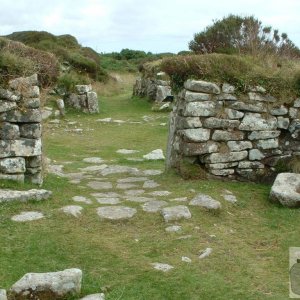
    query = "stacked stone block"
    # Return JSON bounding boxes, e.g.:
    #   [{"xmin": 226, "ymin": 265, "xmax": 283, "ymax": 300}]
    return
[
  {"xmin": 0, "ymin": 74, "xmax": 43, "ymax": 184},
  {"xmin": 133, "ymin": 78, "xmax": 172, "ymax": 102},
  {"xmin": 66, "ymin": 85, "xmax": 99, "ymax": 113},
  {"xmin": 166, "ymin": 79, "xmax": 300, "ymax": 182}
]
